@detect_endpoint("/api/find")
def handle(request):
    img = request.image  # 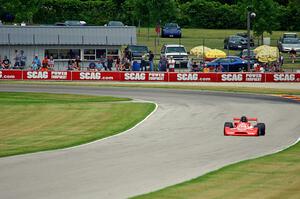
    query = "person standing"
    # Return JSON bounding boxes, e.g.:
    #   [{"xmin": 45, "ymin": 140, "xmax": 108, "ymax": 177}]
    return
[
  {"xmin": 168, "ymin": 56, "xmax": 175, "ymax": 72},
  {"xmin": 107, "ymin": 56, "xmax": 113, "ymax": 71},
  {"xmin": 148, "ymin": 50, "xmax": 154, "ymax": 71},
  {"xmin": 289, "ymin": 48, "xmax": 296, "ymax": 64},
  {"xmin": 74, "ymin": 56, "xmax": 81, "ymax": 70},
  {"xmin": 48, "ymin": 56, "xmax": 55, "ymax": 70},
  {"xmin": 13, "ymin": 50, "xmax": 21, "ymax": 69},
  {"xmin": 20, "ymin": 50, "xmax": 27, "ymax": 69}
]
